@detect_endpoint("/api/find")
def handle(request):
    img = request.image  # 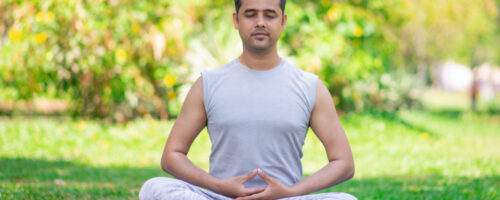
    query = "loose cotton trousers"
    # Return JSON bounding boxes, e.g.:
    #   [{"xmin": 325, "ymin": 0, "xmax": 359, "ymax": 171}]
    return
[{"xmin": 139, "ymin": 177, "xmax": 357, "ymax": 200}]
